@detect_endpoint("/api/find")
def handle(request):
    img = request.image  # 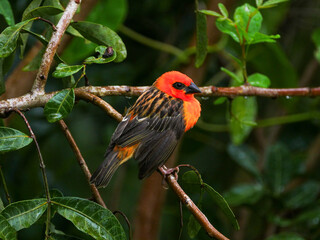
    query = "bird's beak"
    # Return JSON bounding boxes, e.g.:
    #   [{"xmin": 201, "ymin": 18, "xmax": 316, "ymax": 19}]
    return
[{"xmin": 185, "ymin": 82, "xmax": 201, "ymax": 94}]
